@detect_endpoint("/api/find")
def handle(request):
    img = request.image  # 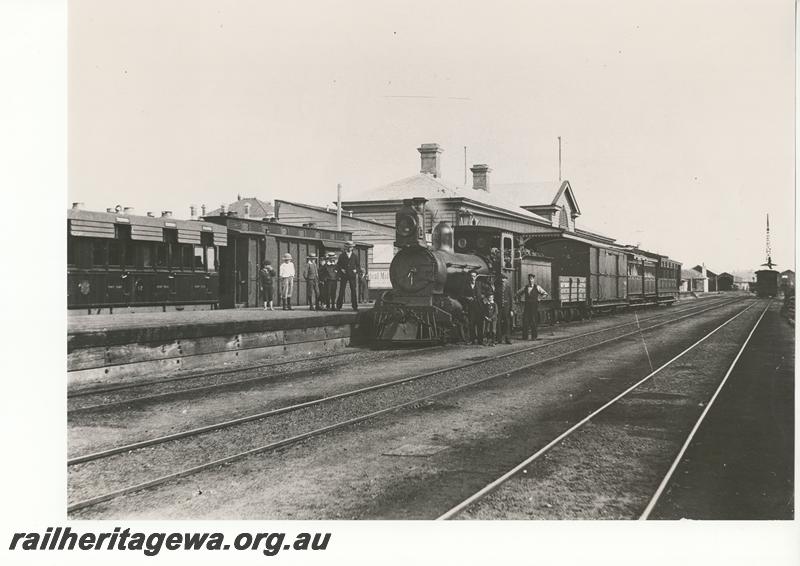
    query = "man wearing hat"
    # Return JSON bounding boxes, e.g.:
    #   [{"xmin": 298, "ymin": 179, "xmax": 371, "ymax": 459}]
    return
[
  {"xmin": 497, "ymin": 272, "xmax": 514, "ymax": 344},
  {"xmin": 336, "ymin": 241, "xmax": 361, "ymax": 311},
  {"xmin": 303, "ymin": 254, "xmax": 321, "ymax": 310},
  {"xmin": 279, "ymin": 252, "xmax": 295, "ymax": 310},
  {"xmin": 515, "ymin": 273, "xmax": 548, "ymax": 339},
  {"xmin": 320, "ymin": 252, "xmax": 338, "ymax": 310}
]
